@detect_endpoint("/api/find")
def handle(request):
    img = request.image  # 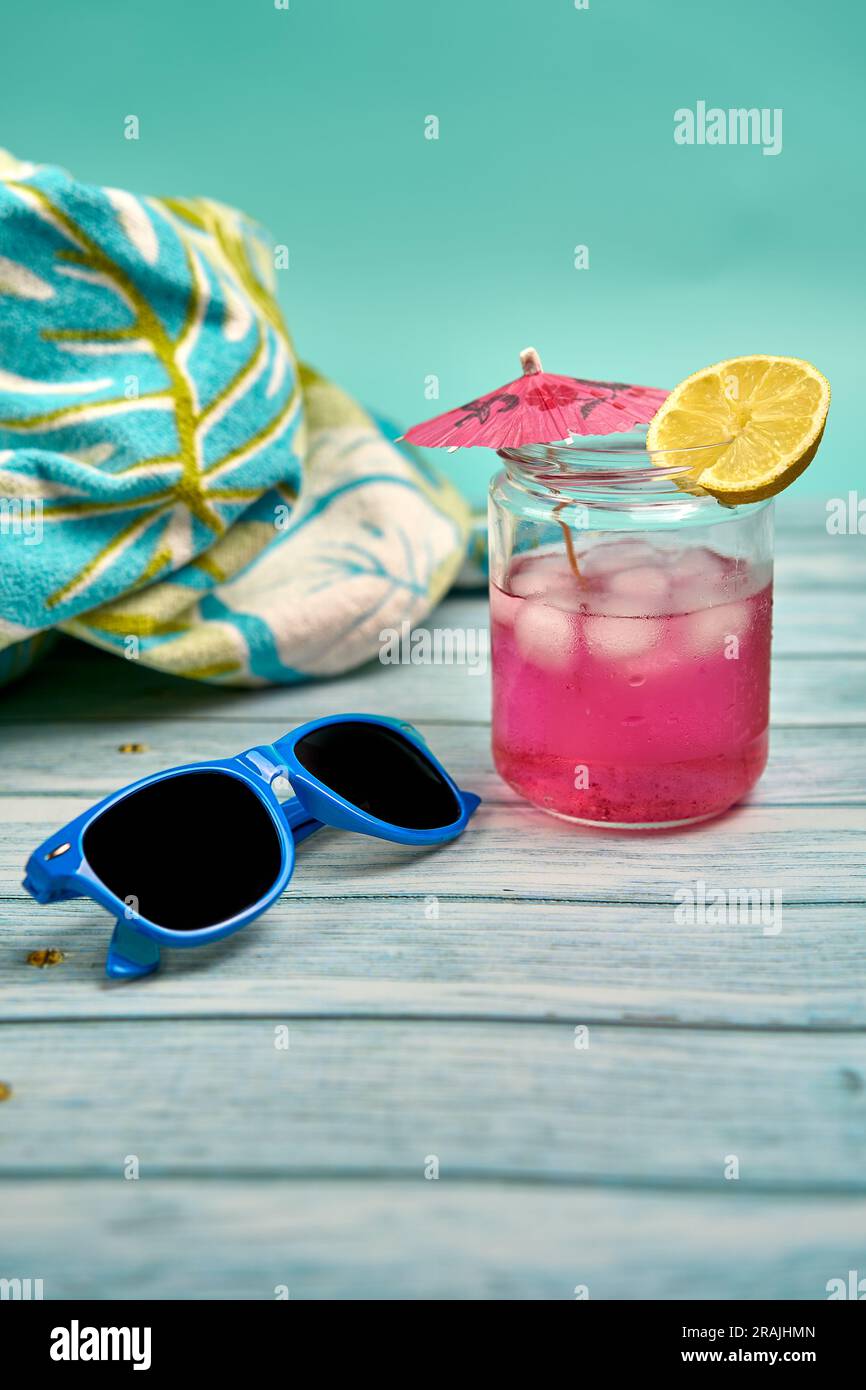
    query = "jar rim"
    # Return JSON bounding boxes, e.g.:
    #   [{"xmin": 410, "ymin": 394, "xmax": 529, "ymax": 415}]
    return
[
  {"xmin": 496, "ymin": 427, "xmax": 741, "ymax": 504},
  {"xmin": 498, "ymin": 427, "xmax": 731, "ymax": 477}
]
